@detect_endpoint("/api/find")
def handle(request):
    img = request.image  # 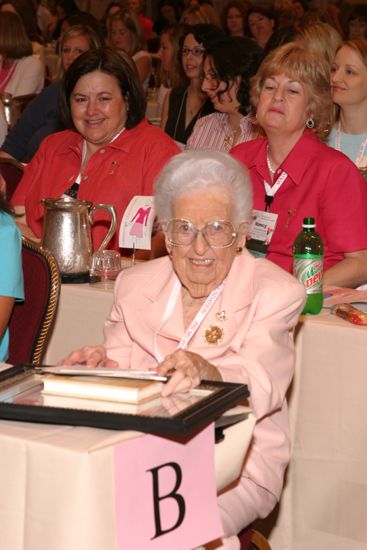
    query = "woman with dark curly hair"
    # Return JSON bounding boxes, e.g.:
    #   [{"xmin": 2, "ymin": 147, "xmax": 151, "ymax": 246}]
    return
[
  {"xmin": 187, "ymin": 36, "xmax": 264, "ymax": 151},
  {"xmin": 231, "ymin": 42, "xmax": 367, "ymax": 287}
]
